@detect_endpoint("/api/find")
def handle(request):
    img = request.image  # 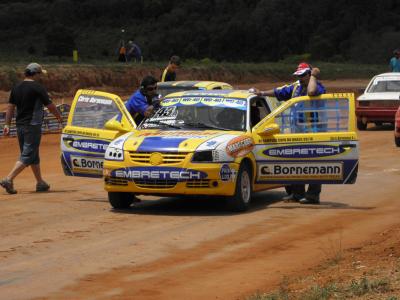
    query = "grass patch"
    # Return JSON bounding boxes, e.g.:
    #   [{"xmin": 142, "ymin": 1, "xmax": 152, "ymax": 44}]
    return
[{"xmin": 248, "ymin": 276, "xmax": 396, "ymax": 300}]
